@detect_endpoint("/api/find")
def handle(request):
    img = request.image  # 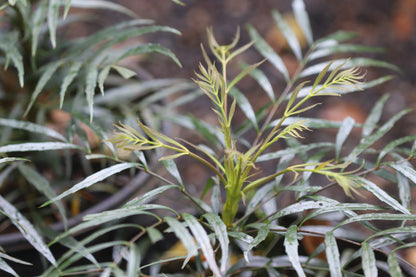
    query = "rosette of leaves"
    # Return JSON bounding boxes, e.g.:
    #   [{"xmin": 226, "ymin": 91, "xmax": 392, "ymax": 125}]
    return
[
  {"xmin": 0, "ymin": 0, "xmax": 189, "ymax": 275},
  {"xmin": 30, "ymin": 1, "xmax": 416, "ymax": 277}
]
